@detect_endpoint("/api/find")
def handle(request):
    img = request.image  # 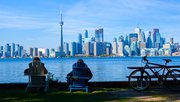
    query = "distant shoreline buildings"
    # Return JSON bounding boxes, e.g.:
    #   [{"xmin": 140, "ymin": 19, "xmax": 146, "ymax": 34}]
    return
[{"xmin": 1, "ymin": 26, "xmax": 180, "ymax": 58}]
